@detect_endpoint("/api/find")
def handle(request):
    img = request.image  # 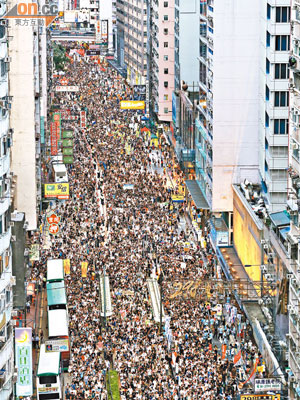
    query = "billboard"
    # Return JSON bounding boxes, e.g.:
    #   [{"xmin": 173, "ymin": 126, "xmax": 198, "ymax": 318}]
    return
[
  {"xmin": 44, "ymin": 183, "xmax": 69, "ymax": 200},
  {"xmin": 80, "ymin": 111, "xmax": 86, "ymax": 129},
  {"xmin": 15, "ymin": 328, "xmax": 33, "ymax": 397},
  {"xmin": 100, "ymin": 19, "xmax": 108, "ymax": 45},
  {"xmin": 120, "ymin": 100, "xmax": 145, "ymax": 110},
  {"xmin": 62, "ymin": 130, "xmax": 73, "ymax": 139},
  {"xmin": 53, "ymin": 112, "xmax": 61, "ymax": 141},
  {"xmin": 45, "ymin": 339, "xmax": 69, "ymax": 352}
]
